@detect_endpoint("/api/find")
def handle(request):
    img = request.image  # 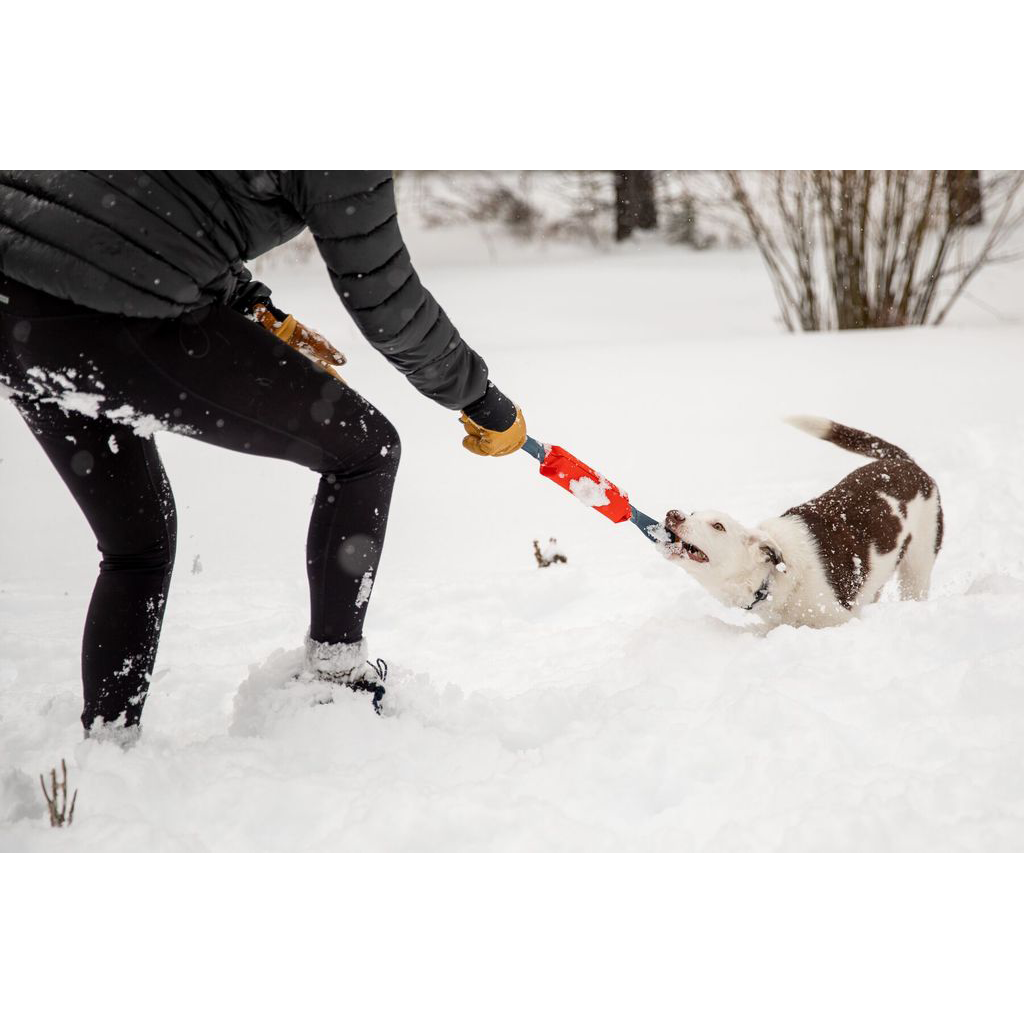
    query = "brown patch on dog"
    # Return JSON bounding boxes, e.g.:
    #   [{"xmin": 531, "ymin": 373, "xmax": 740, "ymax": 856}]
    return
[
  {"xmin": 823, "ymin": 421, "xmax": 911, "ymax": 462},
  {"xmin": 784, "ymin": 458, "xmax": 937, "ymax": 609},
  {"xmin": 895, "ymin": 533, "xmax": 913, "ymax": 568}
]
